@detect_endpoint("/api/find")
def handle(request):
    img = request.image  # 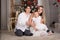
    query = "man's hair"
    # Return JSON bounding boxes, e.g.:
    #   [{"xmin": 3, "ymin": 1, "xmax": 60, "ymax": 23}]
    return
[
  {"xmin": 24, "ymin": 5, "xmax": 31, "ymax": 9},
  {"xmin": 24, "ymin": 5, "xmax": 31, "ymax": 12}
]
